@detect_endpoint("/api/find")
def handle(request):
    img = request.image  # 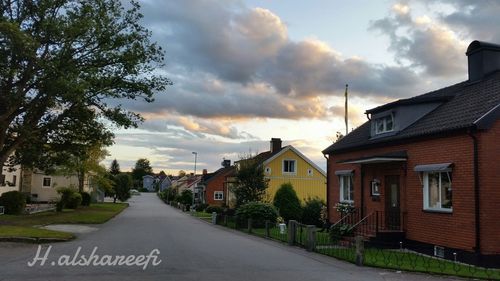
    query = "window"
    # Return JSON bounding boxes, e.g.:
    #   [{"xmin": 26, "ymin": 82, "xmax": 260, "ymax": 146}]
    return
[
  {"xmin": 423, "ymin": 172, "xmax": 452, "ymax": 211},
  {"xmin": 307, "ymin": 169, "xmax": 313, "ymax": 176},
  {"xmin": 283, "ymin": 160, "xmax": 296, "ymax": 174},
  {"xmin": 374, "ymin": 115, "xmax": 394, "ymax": 134},
  {"xmin": 42, "ymin": 177, "xmax": 52, "ymax": 188},
  {"xmin": 11, "ymin": 175, "xmax": 16, "ymax": 186},
  {"xmin": 214, "ymin": 191, "xmax": 223, "ymax": 201},
  {"xmin": 265, "ymin": 167, "xmax": 271, "ymax": 175},
  {"xmin": 339, "ymin": 175, "xmax": 354, "ymax": 202},
  {"xmin": 0, "ymin": 174, "xmax": 5, "ymax": 186}
]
